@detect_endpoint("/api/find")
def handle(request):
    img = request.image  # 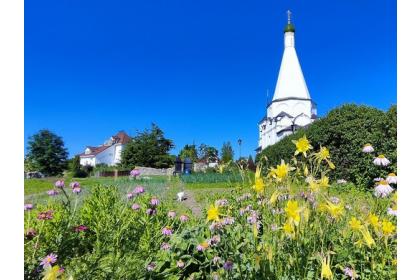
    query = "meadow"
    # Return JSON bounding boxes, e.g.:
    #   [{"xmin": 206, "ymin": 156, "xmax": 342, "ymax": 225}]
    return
[{"xmin": 24, "ymin": 137, "xmax": 397, "ymax": 279}]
